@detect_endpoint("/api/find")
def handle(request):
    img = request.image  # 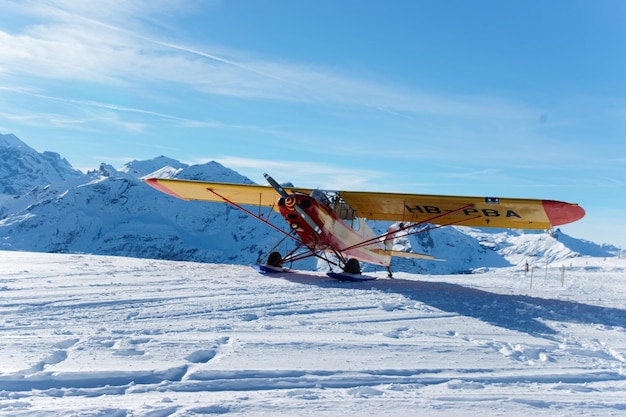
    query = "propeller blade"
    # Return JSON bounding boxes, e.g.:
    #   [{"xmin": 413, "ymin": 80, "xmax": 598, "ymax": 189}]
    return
[
  {"xmin": 294, "ymin": 204, "xmax": 322, "ymax": 235},
  {"xmin": 264, "ymin": 173, "xmax": 322, "ymax": 235},
  {"xmin": 263, "ymin": 173, "xmax": 289, "ymax": 198}
]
